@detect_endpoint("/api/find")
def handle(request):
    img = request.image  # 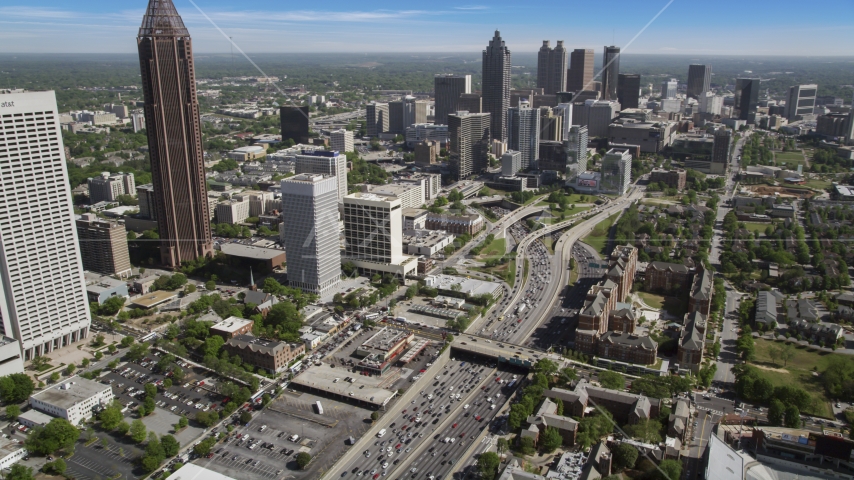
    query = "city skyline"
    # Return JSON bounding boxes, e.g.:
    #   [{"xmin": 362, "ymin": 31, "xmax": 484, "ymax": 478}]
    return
[{"xmin": 0, "ymin": 1, "xmax": 852, "ymax": 55}]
